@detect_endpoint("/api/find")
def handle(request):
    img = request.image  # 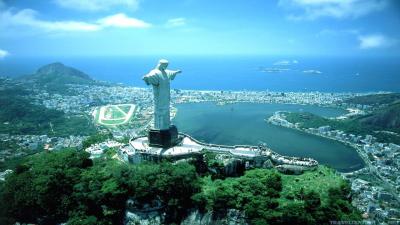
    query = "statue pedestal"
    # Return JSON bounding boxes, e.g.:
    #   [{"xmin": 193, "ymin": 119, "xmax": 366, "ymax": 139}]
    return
[{"xmin": 148, "ymin": 125, "xmax": 178, "ymax": 148}]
